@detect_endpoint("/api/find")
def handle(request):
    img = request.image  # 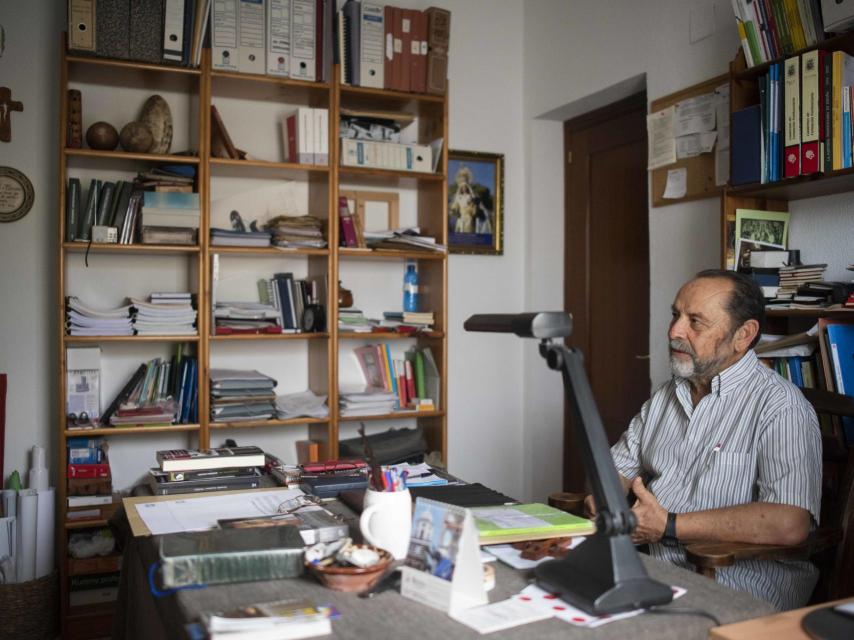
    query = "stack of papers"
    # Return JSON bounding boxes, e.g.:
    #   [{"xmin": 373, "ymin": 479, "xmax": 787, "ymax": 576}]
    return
[
  {"xmin": 210, "ymin": 228, "xmax": 272, "ymax": 247},
  {"xmin": 275, "ymin": 390, "xmax": 329, "ymax": 420},
  {"xmin": 365, "ymin": 228, "xmax": 446, "ymax": 253},
  {"xmin": 338, "ymin": 388, "xmax": 397, "ymax": 416},
  {"xmin": 65, "ymin": 297, "xmax": 133, "ymax": 336},
  {"xmin": 130, "ymin": 297, "xmax": 197, "ymax": 336},
  {"xmin": 210, "ymin": 369, "xmax": 277, "ymax": 423},
  {"xmin": 390, "ymin": 462, "xmax": 448, "ymax": 487},
  {"xmin": 338, "ymin": 309, "xmax": 374, "ymax": 332},
  {"xmin": 265, "ymin": 215, "xmax": 327, "ymax": 249},
  {"xmin": 214, "ymin": 302, "xmax": 281, "ymax": 333}
]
